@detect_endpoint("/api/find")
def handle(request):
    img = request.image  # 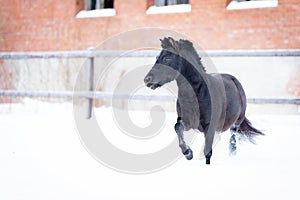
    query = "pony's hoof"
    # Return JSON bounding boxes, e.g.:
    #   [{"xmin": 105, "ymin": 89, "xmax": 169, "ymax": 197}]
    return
[
  {"xmin": 183, "ymin": 149, "xmax": 193, "ymax": 160},
  {"xmin": 205, "ymin": 150, "xmax": 212, "ymax": 165},
  {"xmin": 206, "ymin": 158, "xmax": 211, "ymax": 165},
  {"xmin": 229, "ymin": 148, "xmax": 237, "ymax": 156}
]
